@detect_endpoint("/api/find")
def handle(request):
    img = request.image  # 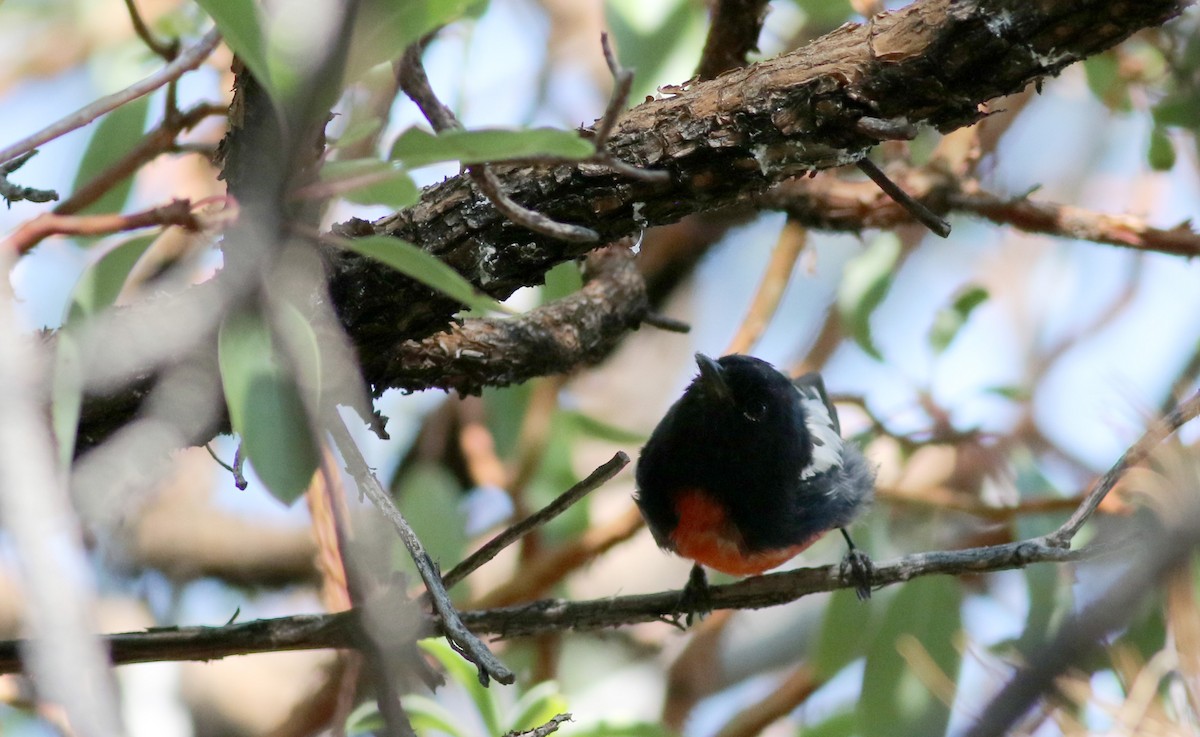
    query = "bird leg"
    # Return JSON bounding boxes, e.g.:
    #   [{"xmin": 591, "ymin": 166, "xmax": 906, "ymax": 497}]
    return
[
  {"xmin": 675, "ymin": 563, "xmax": 713, "ymax": 627},
  {"xmin": 839, "ymin": 528, "xmax": 875, "ymax": 600}
]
